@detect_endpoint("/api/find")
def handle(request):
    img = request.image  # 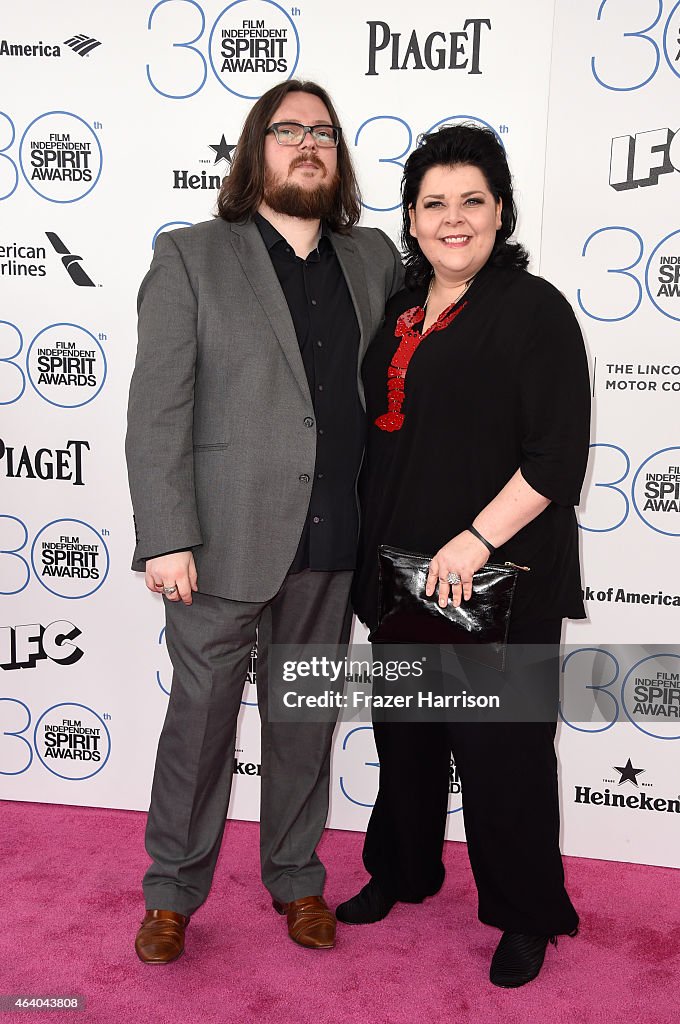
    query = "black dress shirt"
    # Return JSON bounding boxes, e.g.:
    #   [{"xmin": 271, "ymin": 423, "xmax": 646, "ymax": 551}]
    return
[{"xmin": 255, "ymin": 213, "xmax": 363, "ymax": 573}]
